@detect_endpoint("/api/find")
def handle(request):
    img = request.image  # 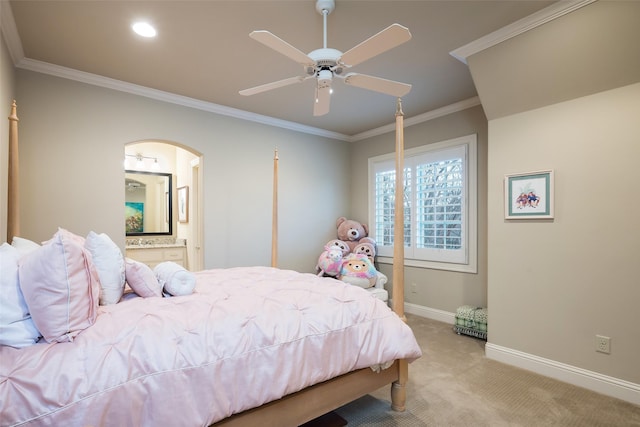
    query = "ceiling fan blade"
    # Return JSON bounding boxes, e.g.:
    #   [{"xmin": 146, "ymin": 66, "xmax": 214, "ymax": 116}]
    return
[
  {"xmin": 343, "ymin": 73, "xmax": 411, "ymax": 97},
  {"xmin": 249, "ymin": 30, "xmax": 315, "ymax": 66},
  {"xmin": 239, "ymin": 76, "xmax": 308, "ymax": 96},
  {"xmin": 339, "ymin": 23, "xmax": 412, "ymax": 67},
  {"xmin": 313, "ymin": 84, "xmax": 331, "ymax": 116}
]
